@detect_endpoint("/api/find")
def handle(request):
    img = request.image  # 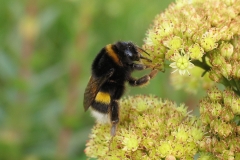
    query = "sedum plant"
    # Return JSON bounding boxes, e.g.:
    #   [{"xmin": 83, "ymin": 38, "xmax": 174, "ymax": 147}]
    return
[
  {"xmin": 85, "ymin": 0, "xmax": 240, "ymax": 159},
  {"xmin": 199, "ymin": 87, "xmax": 240, "ymax": 159},
  {"xmin": 143, "ymin": 0, "xmax": 240, "ymax": 94},
  {"xmin": 85, "ymin": 95, "xmax": 204, "ymax": 159}
]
